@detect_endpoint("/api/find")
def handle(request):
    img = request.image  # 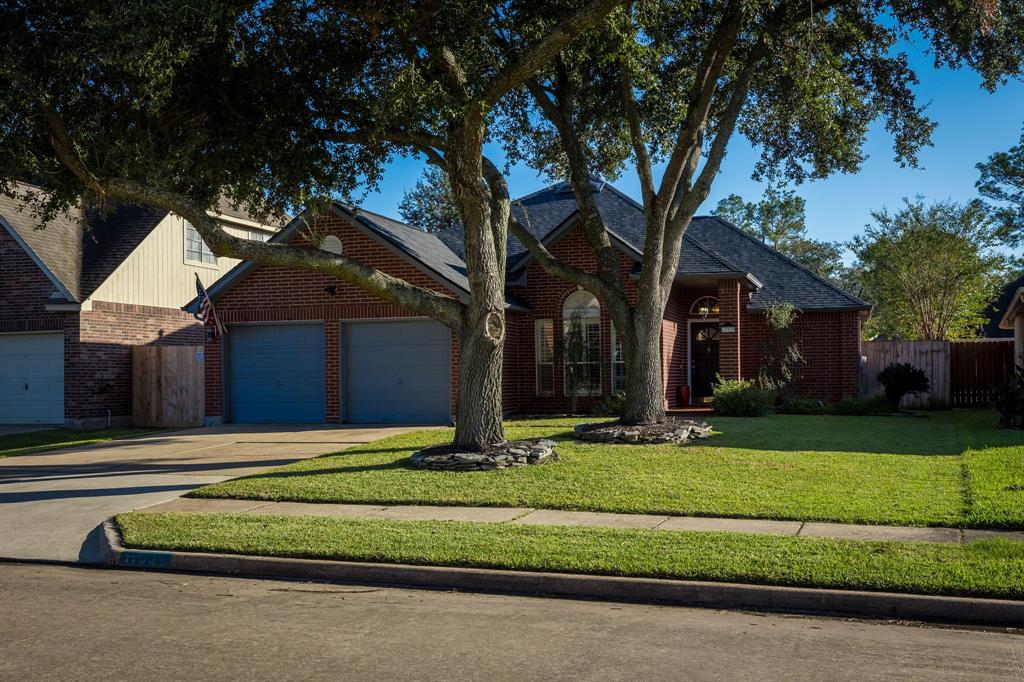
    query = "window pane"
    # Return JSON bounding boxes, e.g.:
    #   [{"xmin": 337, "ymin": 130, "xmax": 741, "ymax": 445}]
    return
[
  {"xmin": 535, "ymin": 319, "xmax": 554, "ymax": 395},
  {"xmin": 185, "ymin": 221, "xmax": 217, "ymax": 264}
]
